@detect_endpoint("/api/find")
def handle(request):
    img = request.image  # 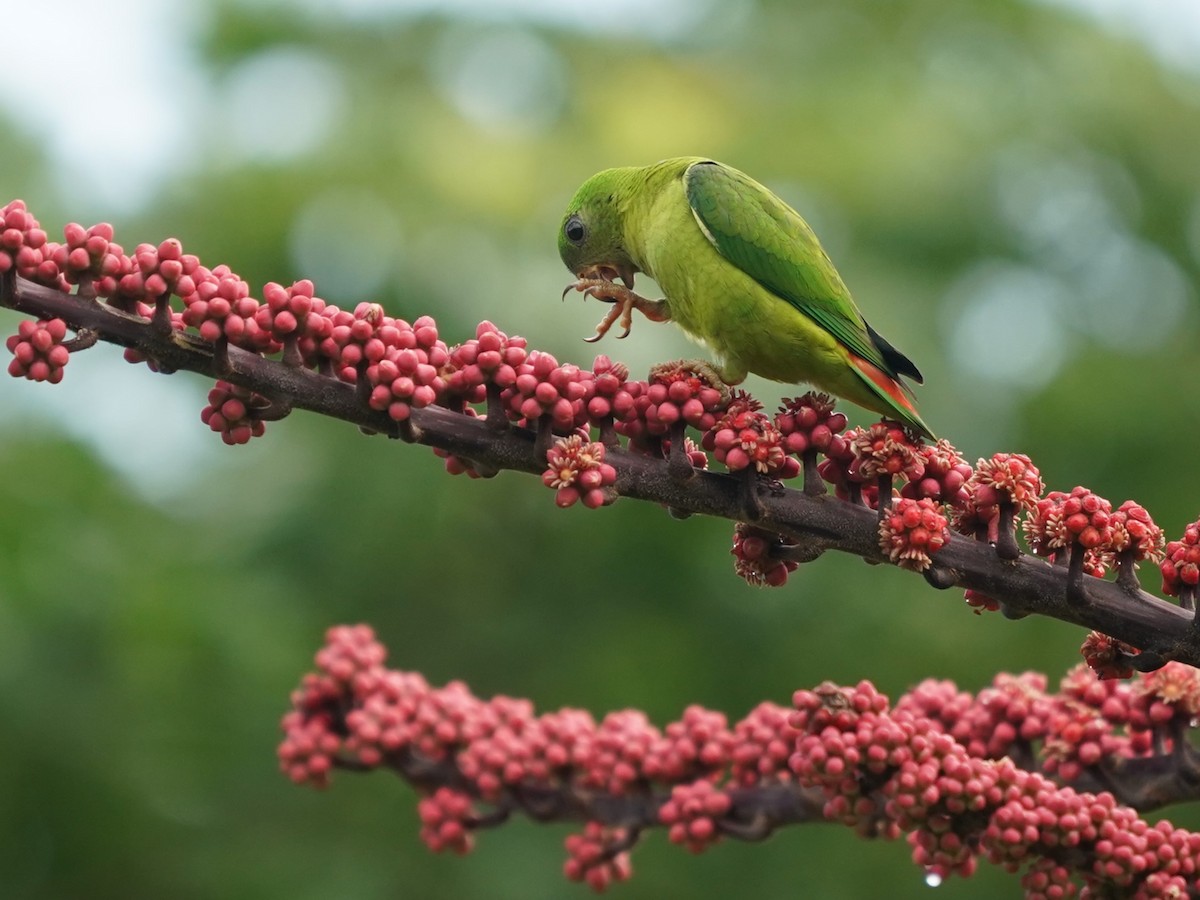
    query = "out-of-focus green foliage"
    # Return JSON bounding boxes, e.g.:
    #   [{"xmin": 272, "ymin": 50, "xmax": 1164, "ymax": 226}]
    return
[{"xmin": 1, "ymin": 1, "xmax": 1199, "ymax": 897}]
